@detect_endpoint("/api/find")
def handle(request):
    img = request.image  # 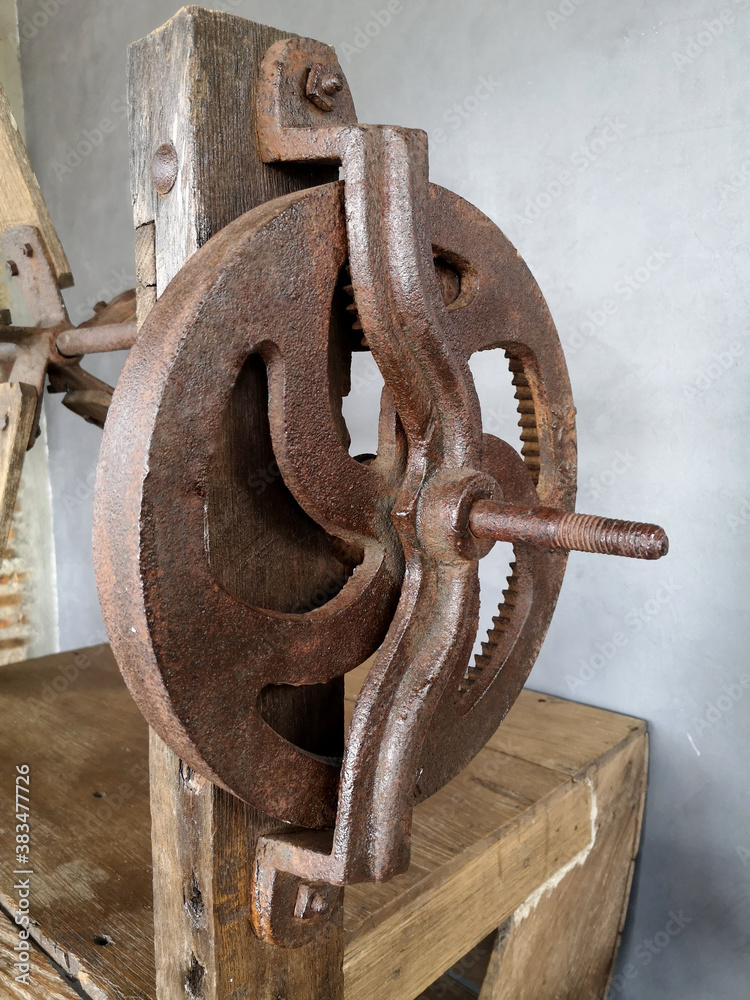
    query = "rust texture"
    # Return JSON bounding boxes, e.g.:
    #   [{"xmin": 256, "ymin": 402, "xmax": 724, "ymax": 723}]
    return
[
  {"xmin": 0, "ymin": 224, "xmax": 136, "ymax": 435},
  {"xmin": 470, "ymin": 501, "xmax": 669, "ymax": 560},
  {"xmin": 92, "ymin": 33, "xmax": 669, "ymax": 948}
]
